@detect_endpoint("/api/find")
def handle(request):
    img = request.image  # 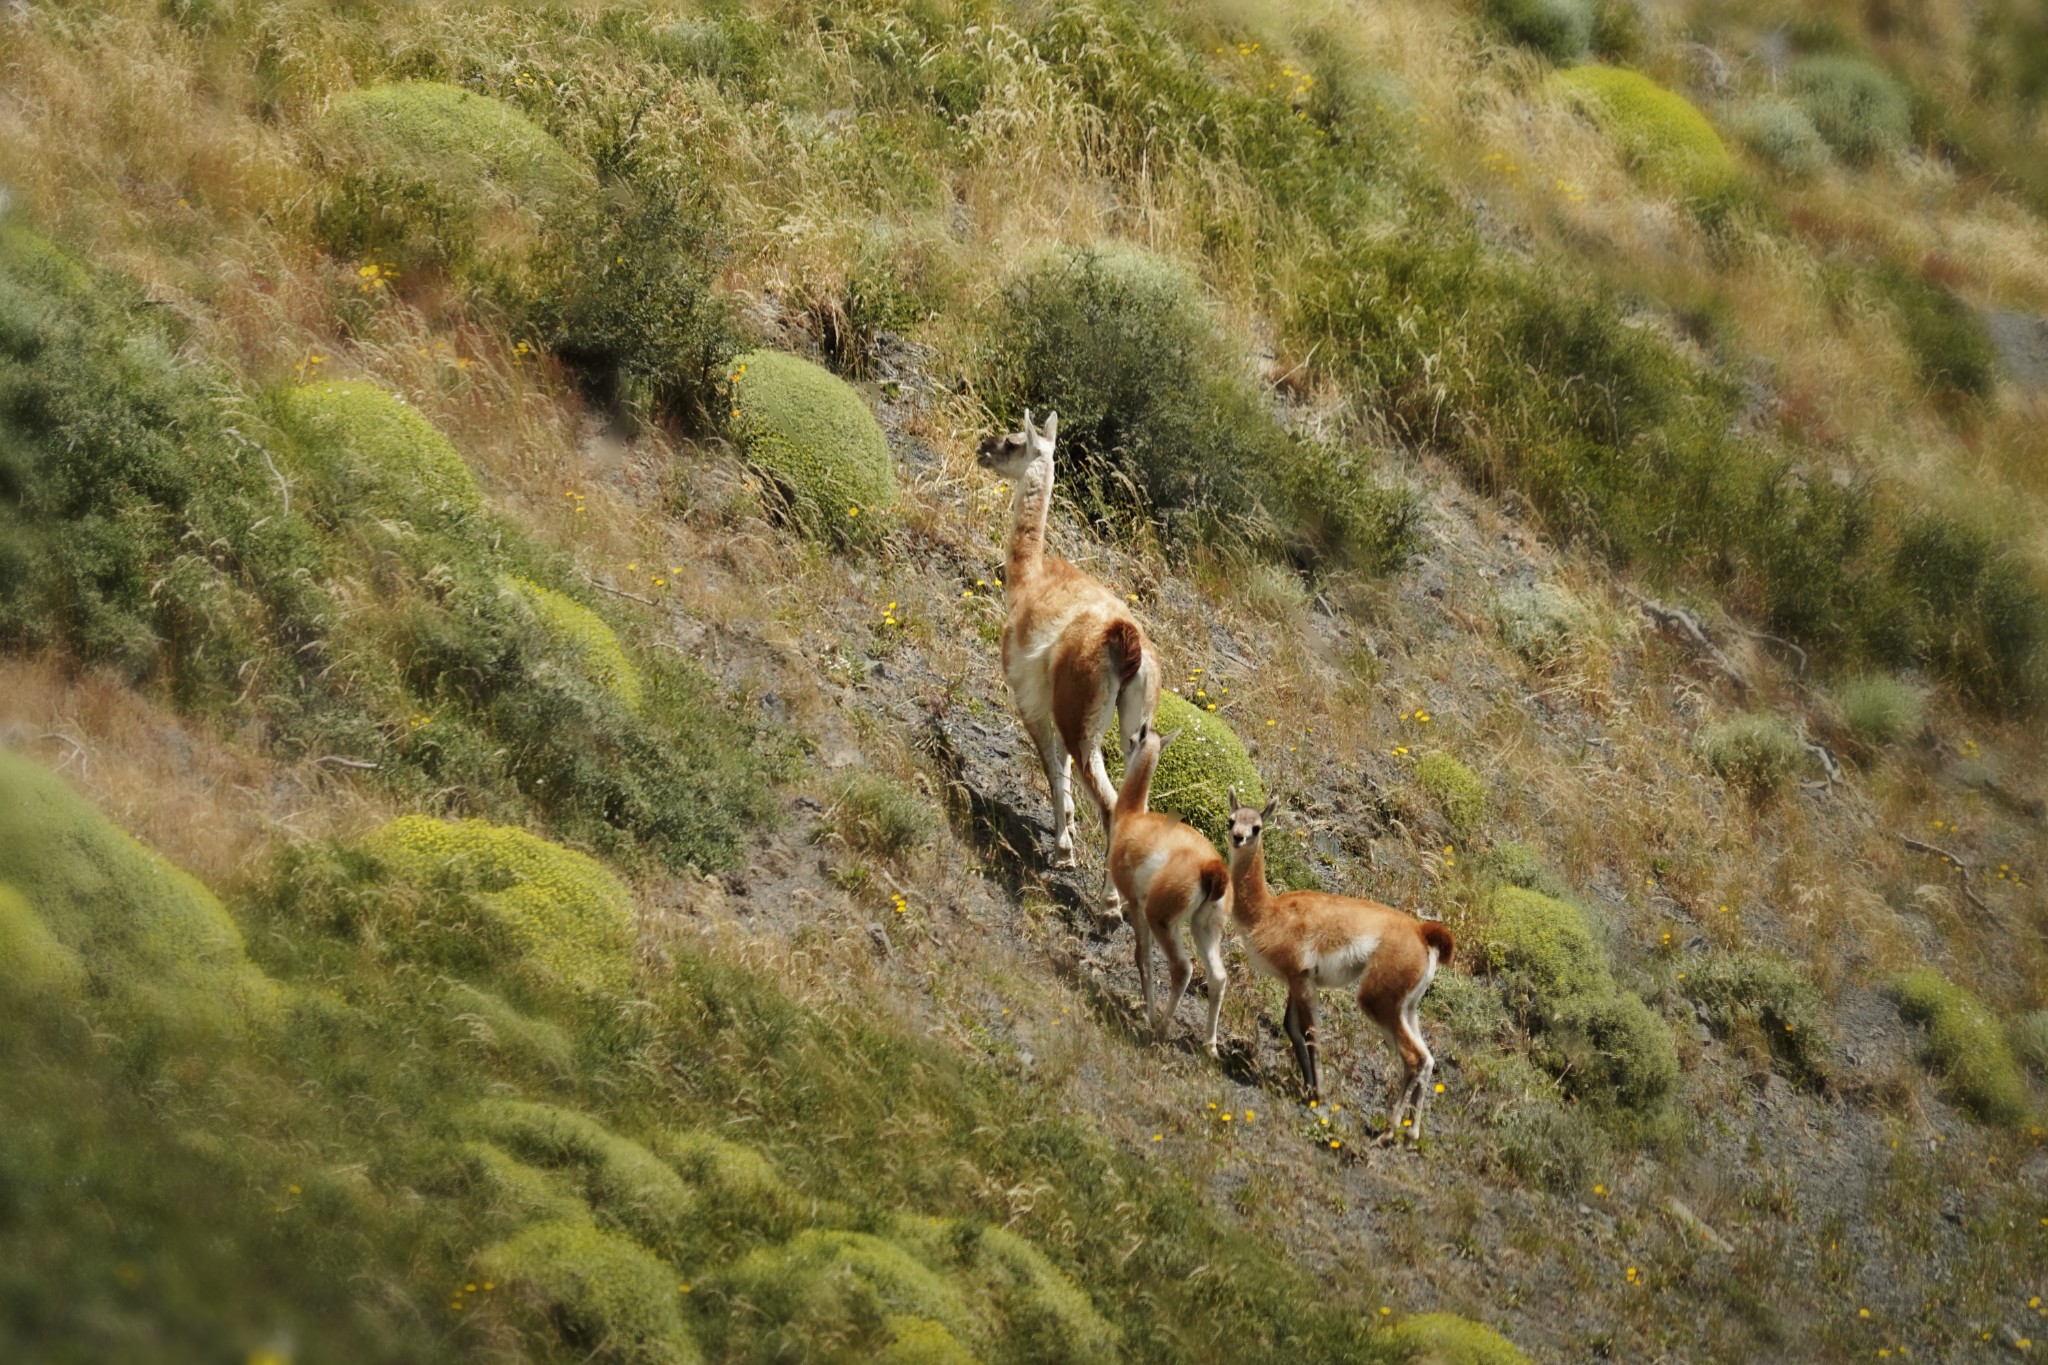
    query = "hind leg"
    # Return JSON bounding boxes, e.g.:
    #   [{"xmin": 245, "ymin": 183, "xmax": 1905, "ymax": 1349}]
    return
[
  {"xmin": 1131, "ymin": 914, "xmax": 1156, "ymax": 1037},
  {"xmin": 1150, "ymin": 899, "xmax": 1194, "ymax": 1041},
  {"xmin": 1366, "ymin": 994, "xmax": 1430, "ymax": 1142},
  {"xmin": 1191, "ymin": 905, "xmax": 1227, "ymax": 1059},
  {"xmin": 1025, "ymin": 716, "xmax": 1076, "ymax": 867}
]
